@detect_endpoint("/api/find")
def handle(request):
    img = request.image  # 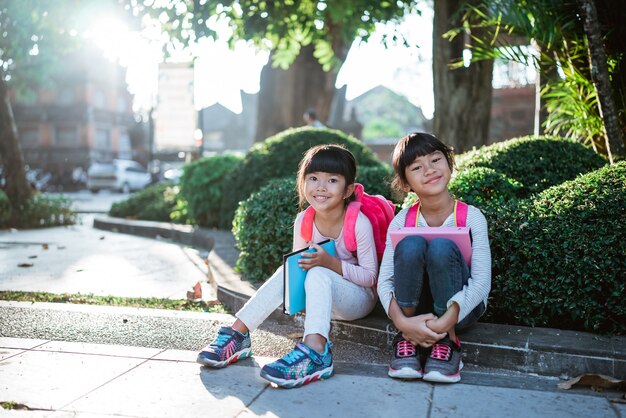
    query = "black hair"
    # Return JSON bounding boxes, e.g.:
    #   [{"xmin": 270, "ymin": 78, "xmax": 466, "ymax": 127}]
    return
[
  {"xmin": 391, "ymin": 132, "xmax": 455, "ymax": 193},
  {"xmin": 296, "ymin": 144, "xmax": 357, "ymax": 209},
  {"xmin": 304, "ymin": 108, "xmax": 317, "ymax": 120}
]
